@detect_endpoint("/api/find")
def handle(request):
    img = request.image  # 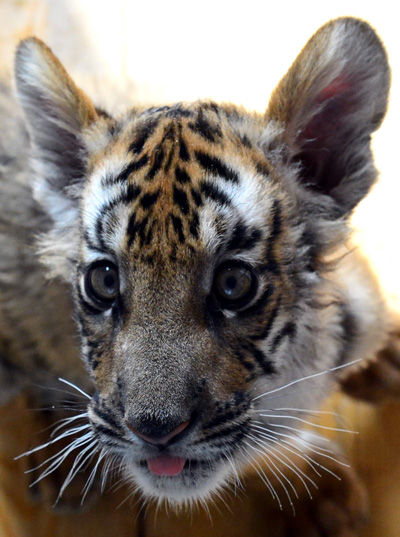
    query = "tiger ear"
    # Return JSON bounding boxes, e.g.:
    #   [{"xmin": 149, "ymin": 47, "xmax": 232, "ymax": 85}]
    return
[
  {"xmin": 266, "ymin": 18, "xmax": 390, "ymax": 216},
  {"xmin": 14, "ymin": 37, "xmax": 98, "ymax": 203},
  {"xmin": 14, "ymin": 38, "xmax": 98, "ymax": 280}
]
